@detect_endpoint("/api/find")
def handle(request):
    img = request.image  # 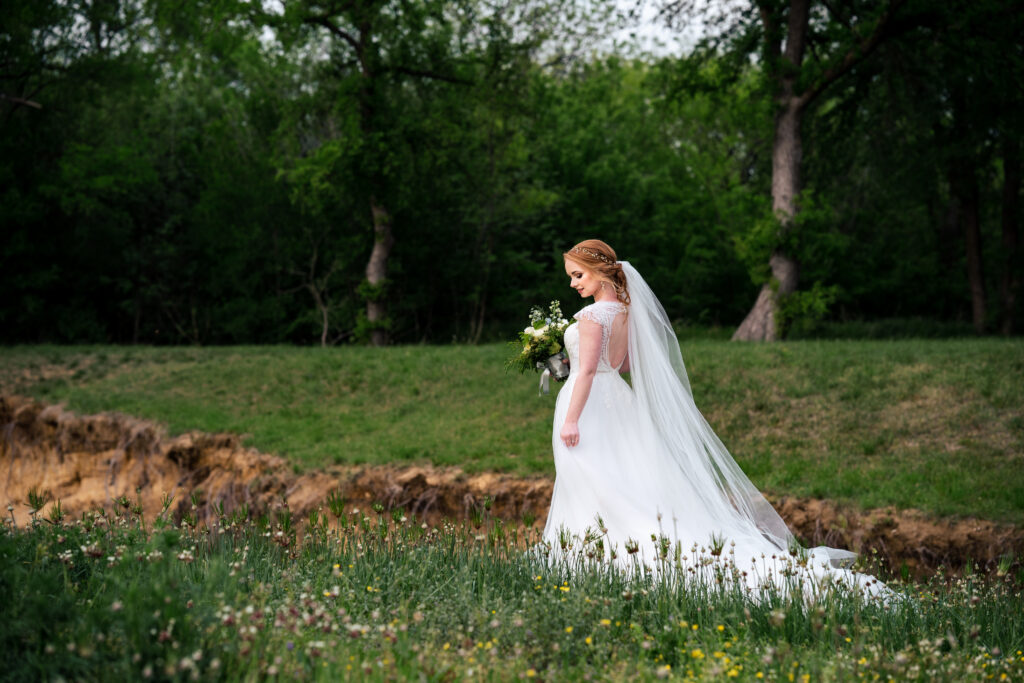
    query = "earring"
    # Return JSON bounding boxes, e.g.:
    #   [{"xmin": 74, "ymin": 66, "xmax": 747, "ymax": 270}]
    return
[{"xmin": 600, "ymin": 282, "xmax": 607, "ymax": 291}]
